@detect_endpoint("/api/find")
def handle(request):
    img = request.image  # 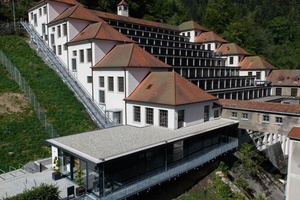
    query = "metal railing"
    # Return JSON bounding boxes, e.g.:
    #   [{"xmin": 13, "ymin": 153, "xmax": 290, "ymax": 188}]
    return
[
  {"xmin": 101, "ymin": 137, "xmax": 238, "ymax": 200},
  {"xmin": 0, "ymin": 50, "xmax": 59, "ymax": 138},
  {"xmin": 20, "ymin": 20, "xmax": 115, "ymax": 129}
]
